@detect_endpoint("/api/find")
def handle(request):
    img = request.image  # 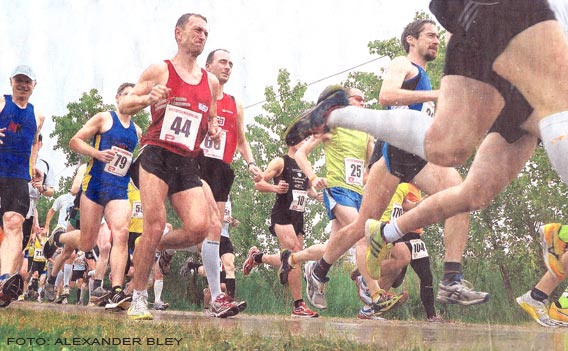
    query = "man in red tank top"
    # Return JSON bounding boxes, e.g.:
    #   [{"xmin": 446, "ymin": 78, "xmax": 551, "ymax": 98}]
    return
[
  {"xmin": 118, "ymin": 13, "xmax": 238, "ymax": 320},
  {"xmin": 190, "ymin": 48, "xmax": 260, "ymax": 314}
]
